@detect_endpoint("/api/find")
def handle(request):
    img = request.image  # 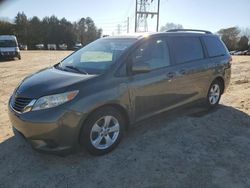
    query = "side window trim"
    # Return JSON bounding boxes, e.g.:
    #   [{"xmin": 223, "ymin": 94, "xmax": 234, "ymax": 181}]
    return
[
  {"xmin": 200, "ymin": 36, "xmax": 209, "ymax": 58},
  {"xmin": 165, "ymin": 36, "xmax": 175, "ymax": 66},
  {"xmin": 202, "ymin": 35, "xmax": 228, "ymax": 58}
]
